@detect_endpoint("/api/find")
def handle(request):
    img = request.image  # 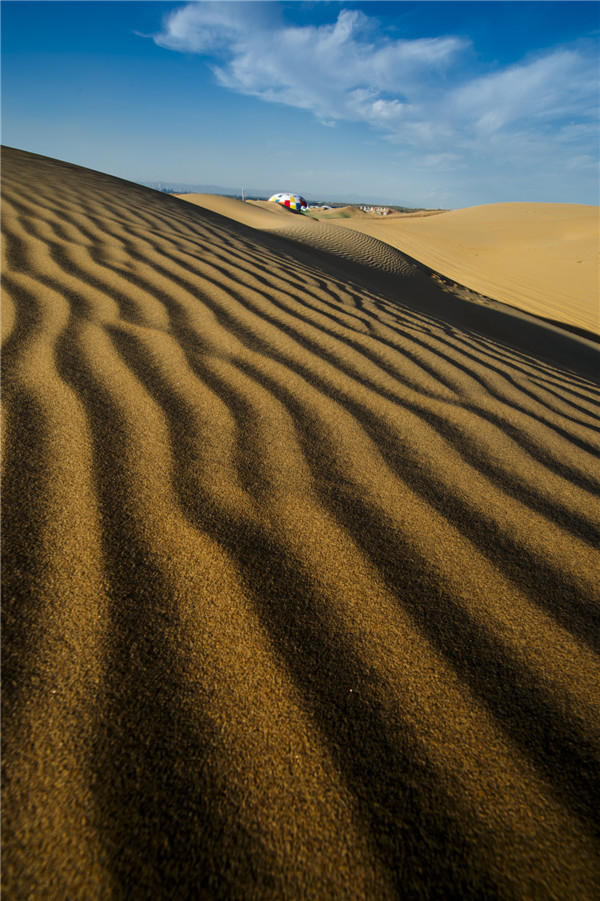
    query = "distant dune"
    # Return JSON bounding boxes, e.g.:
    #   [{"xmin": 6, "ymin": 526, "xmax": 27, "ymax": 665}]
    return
[
  {"xmin": 179, "ymin": 194, "xmax": 599, "ymax": 338},
  {"xmin": 325, "ymin": 202, "xmax": 600, "ymax": 336},
  {"xmin": 3, "ymin": 146, "xmax": 600, "ymax": 900}
]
